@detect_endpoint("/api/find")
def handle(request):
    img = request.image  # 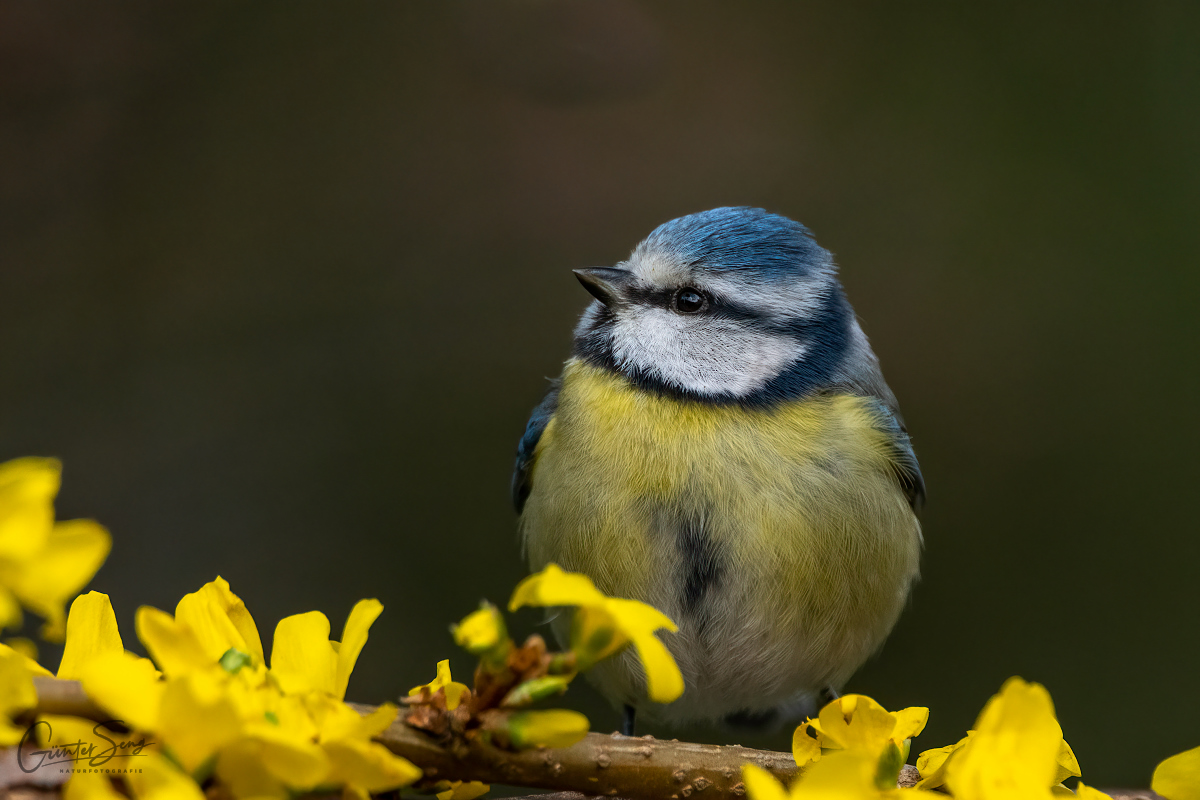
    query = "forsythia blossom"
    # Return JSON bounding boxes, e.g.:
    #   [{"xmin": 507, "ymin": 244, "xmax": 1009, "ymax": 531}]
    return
[
  {"xmin": 914, "ymin": 678, "xmax": 1084, "ymax": 799},
  {"xmin": 744, "ymin": 751, "xmax": 941, "ymax": 800},
  {"xmin": 792, "ymin": 694, "xmax": 928, "ymax": 771},
  {"xmin": 1152, "ymin": 745, "xmax": 1200, "ymax": 800},
  {"xmin": 508, "ymin": 563, "xmax": 684, "ymax": 704},
  {"xmin": 0, "ymin": 643, "xmax": 40, "ymax": 745},
  {"xmin": 56, "ymin": 579, "xmax": 421, "ymax": 800},
  {"xmin": 409, "ymin": 659, "xmax": 470, "ymax": 711},
  {"xmin": 0, "ymin": 457, "xmax": 110, "ymax": 641}
]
